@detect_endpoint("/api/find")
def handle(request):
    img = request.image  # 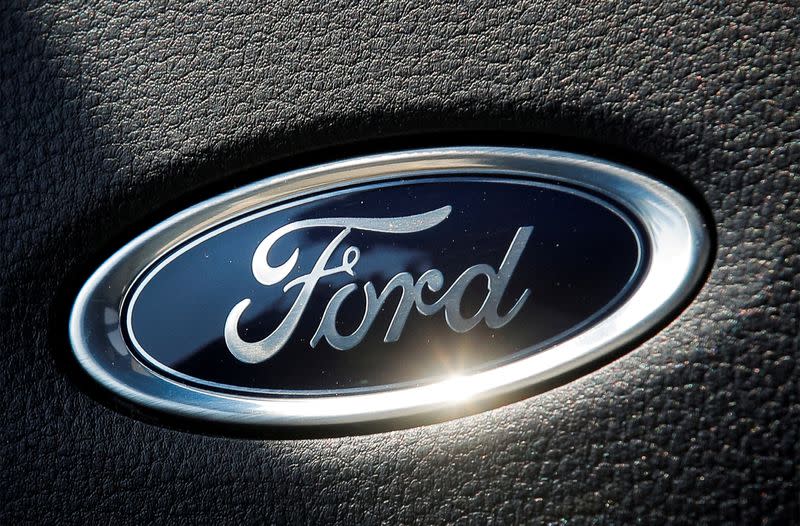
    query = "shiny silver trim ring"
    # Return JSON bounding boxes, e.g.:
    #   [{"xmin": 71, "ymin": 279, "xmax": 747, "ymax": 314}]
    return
[{"xmin": 69, "ymin": 147, "xmax": 711, "ymax": 427}]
